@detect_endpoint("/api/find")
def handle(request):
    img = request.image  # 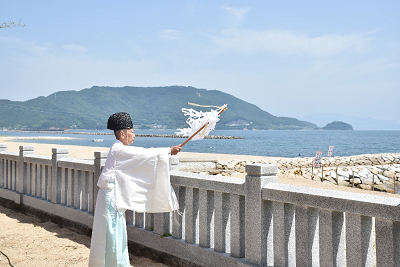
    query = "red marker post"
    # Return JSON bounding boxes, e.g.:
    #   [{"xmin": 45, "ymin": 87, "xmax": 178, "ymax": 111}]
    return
[
  {"xmin": 313, "ymin": 151, "xmax": 322, "ymax": 168},
  {"xmin": 312, "ymin": 151, "xmax": 322, "ymax": 180},
  {"xmin": 328, "ymin": 146, "xmax": 334, "ymax": 157}
]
